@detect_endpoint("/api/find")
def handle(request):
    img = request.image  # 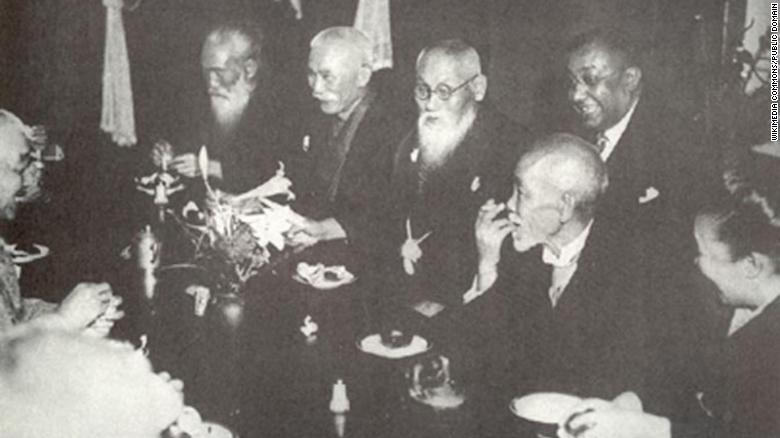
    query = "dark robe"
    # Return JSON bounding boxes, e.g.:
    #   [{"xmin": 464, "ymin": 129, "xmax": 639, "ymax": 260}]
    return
[
  {"xmin": 378, "ymin": 104, "xmax": 528, "ymax": 306},
  {"xmin": 177, "ymin": 90, "xmax": 285, "ymax": 195},
  {"xmin": 289, "ymin": 87, "xmax": 404, "ymax": 271}
]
